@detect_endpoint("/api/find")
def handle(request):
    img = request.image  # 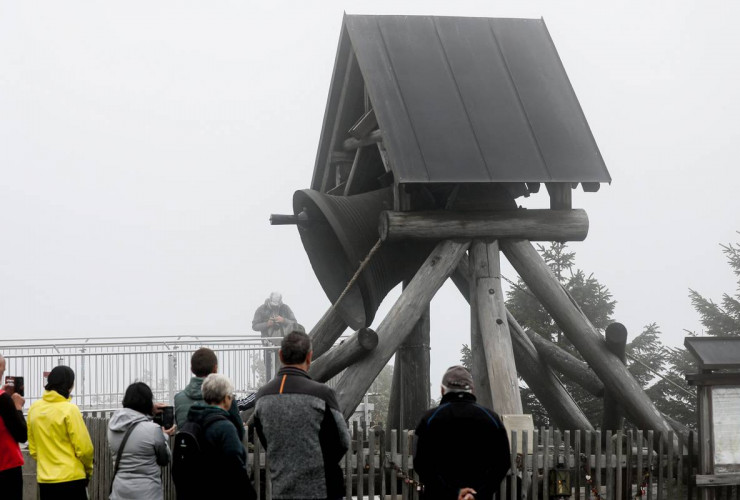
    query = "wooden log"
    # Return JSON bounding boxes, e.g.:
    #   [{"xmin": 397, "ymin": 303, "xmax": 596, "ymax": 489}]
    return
[
  {"xmin": 334, "ymin": 239, "xmax": 471, "ymax": 419},
  {"xmin": 501, "ymin": 239, "xmax": 674, "ymax": 439},
  {"xmin": 468, "ymin": 252, "xmax": 494, "ymax": 410},
  {"xmin": 451, "ymin": 258, "xmax": 591, "ymax": 429},
  {"xmin": 343, "ymin": 129, "xmax": 382, "ymax": 150},
  {"xmin": 470, "ymin": 240, "xmax": 522, "ymax": 415},
  {"xmin": 507, "ymin": 314, "xmax": 593, "ymax": 430},
  {"xmin": 379, "ymin": 209, "xmax": 589, "ymax": 242},
  {"xmin": 348, "ymin": 108, "xmax": 377, "ymax": 139},
  {"xmin": 309, "ymin": 307, "xmax": 348, "ymax": 360},
  {"xmin": 545, "ymin": 182, "xmax": 572, "ymax": 210},
  {"xmin": 602, "ymin": 322, "xmax": 628, "ymax": 432},
  {"xmin": 308, "ymin": 327, "xmax": 378, "ymax": 383},
  {"xmin": 524, "ymin": 327, "xmax": 605, "ymax": 397},
  {"xmin": 387, "ymin": 302, "xmax": 430, "ymax": 433}
]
